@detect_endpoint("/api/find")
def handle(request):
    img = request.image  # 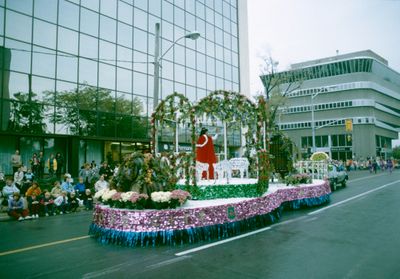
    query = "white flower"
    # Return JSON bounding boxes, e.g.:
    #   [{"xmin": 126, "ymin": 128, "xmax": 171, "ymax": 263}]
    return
[
  {"xmin": 102, "ymin": 189, "xmax": 117, "ymax": 201},
  {"xmin": 151, "ymin": 191, "xmax": 171, "ymax": 203},
  {"xmin": 121, "ymin": 191, "xmax": 136, "ymax": 202},
  {"xmin": 94, "ymin": 188, "xmax": 107, "ymax": 199}
]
